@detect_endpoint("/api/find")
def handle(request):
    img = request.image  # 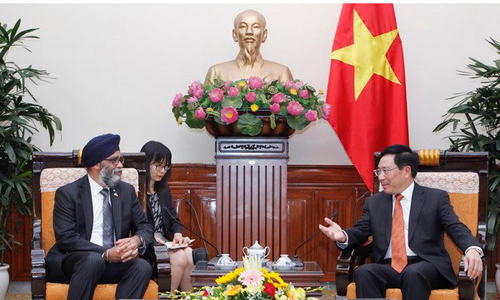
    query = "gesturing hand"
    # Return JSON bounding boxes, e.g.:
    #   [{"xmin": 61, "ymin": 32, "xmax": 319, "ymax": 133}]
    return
[{"xmin": 319, "ymin": 218, "xmax": 347, "ymax": 243}]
